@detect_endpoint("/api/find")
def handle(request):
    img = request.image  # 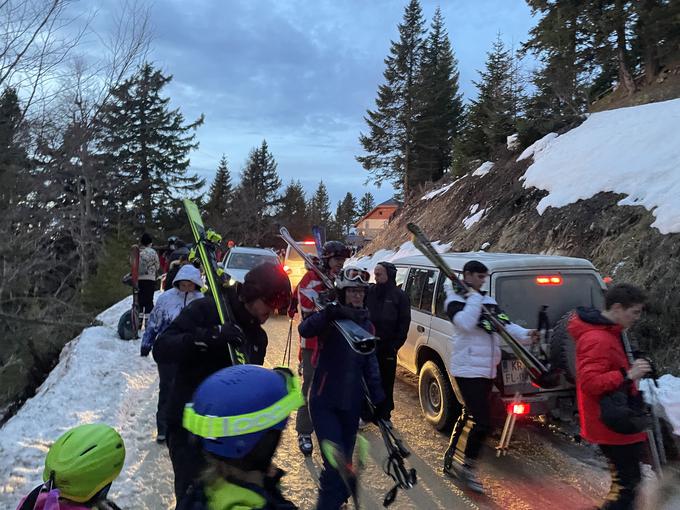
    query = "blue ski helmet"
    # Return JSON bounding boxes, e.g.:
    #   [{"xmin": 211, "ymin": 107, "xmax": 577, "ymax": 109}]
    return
[{"xmin": 183, "ymin": 365, "xmax": 303, "ymax": 459}]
